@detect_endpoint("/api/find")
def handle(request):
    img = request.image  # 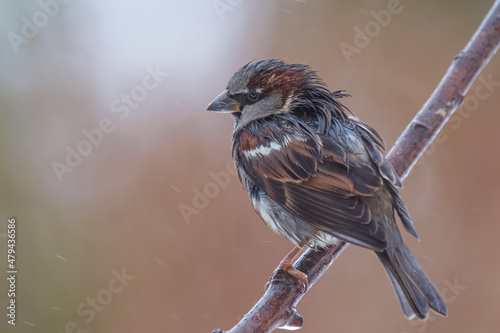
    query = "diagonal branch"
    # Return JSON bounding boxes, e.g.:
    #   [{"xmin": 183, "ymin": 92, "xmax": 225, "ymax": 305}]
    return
[{"xmin": 213, "ymin": 1, "xmax": 500, "ymax": 332}]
